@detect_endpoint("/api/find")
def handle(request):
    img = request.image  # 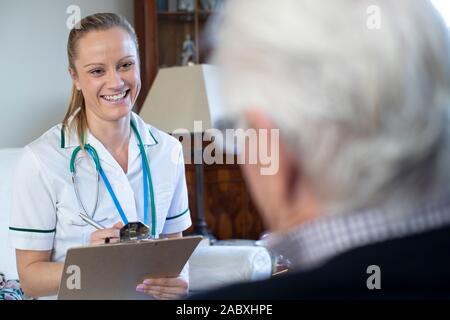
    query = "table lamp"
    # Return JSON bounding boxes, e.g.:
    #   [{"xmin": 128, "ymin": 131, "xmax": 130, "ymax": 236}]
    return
[{"xmin": 139, "ymin": 64, "xmax": 224, "ymax": 241}]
